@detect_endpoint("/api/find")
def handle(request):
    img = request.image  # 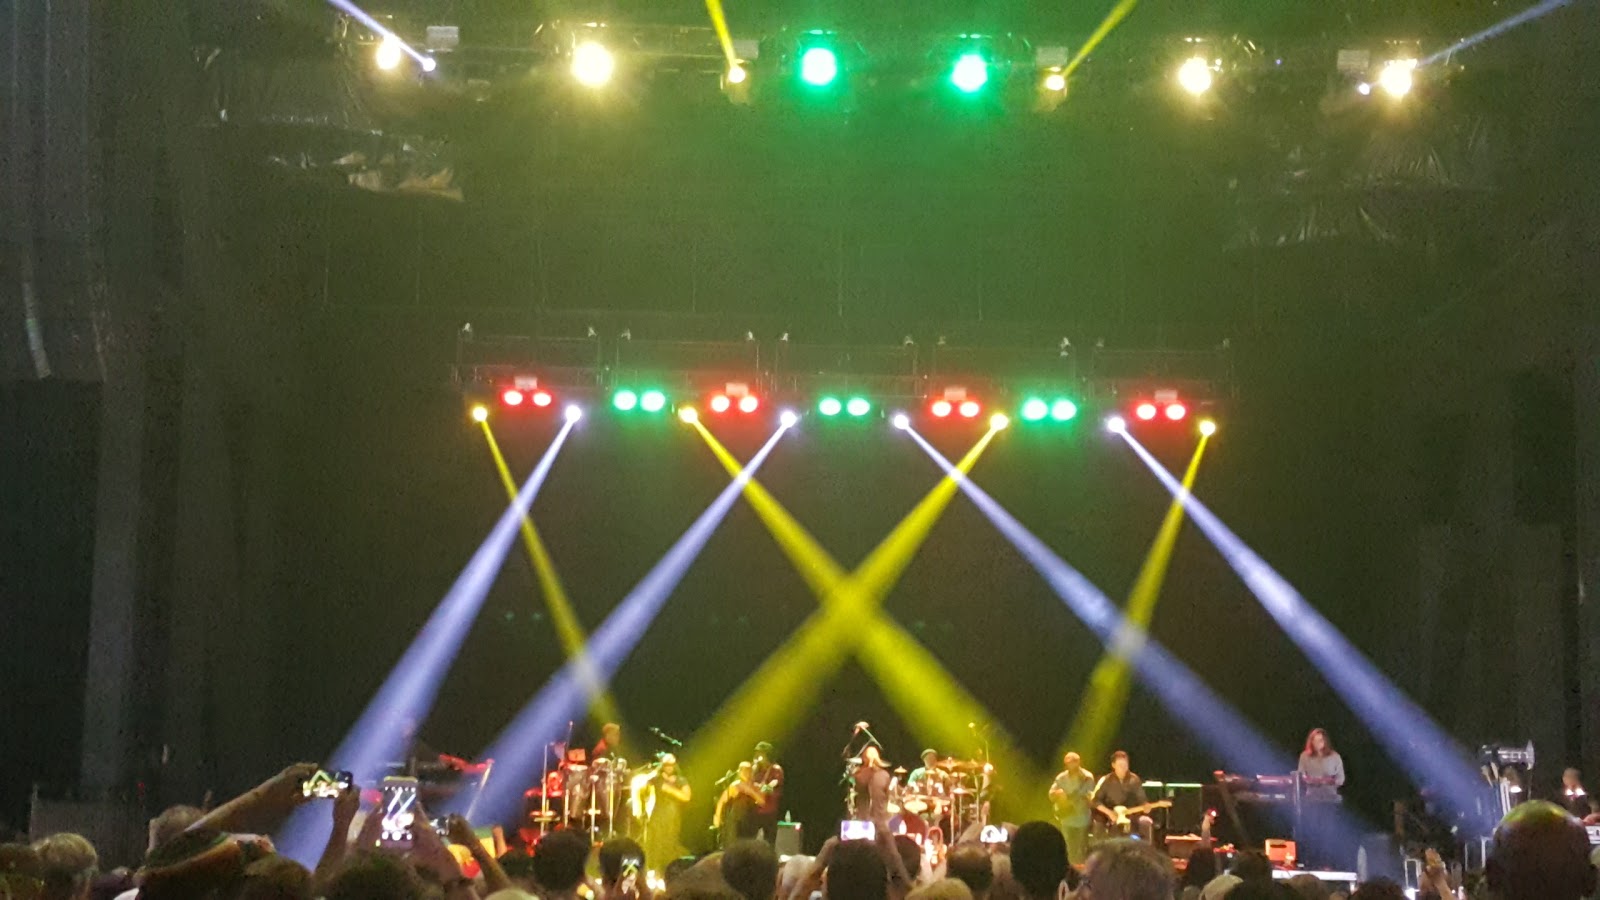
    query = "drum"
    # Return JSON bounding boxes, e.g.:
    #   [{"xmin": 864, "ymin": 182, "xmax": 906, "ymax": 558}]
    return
[
  {"xmin": 888, "ymin": 813, "xmax": 928, "ymax": 843},
  {"xmin": 562, "ymin": 764, "xmax": 590, "ymax": 819},
  {"xmin": 902, "ymin": 794, "xmax": 930, "ymax": 815}
]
